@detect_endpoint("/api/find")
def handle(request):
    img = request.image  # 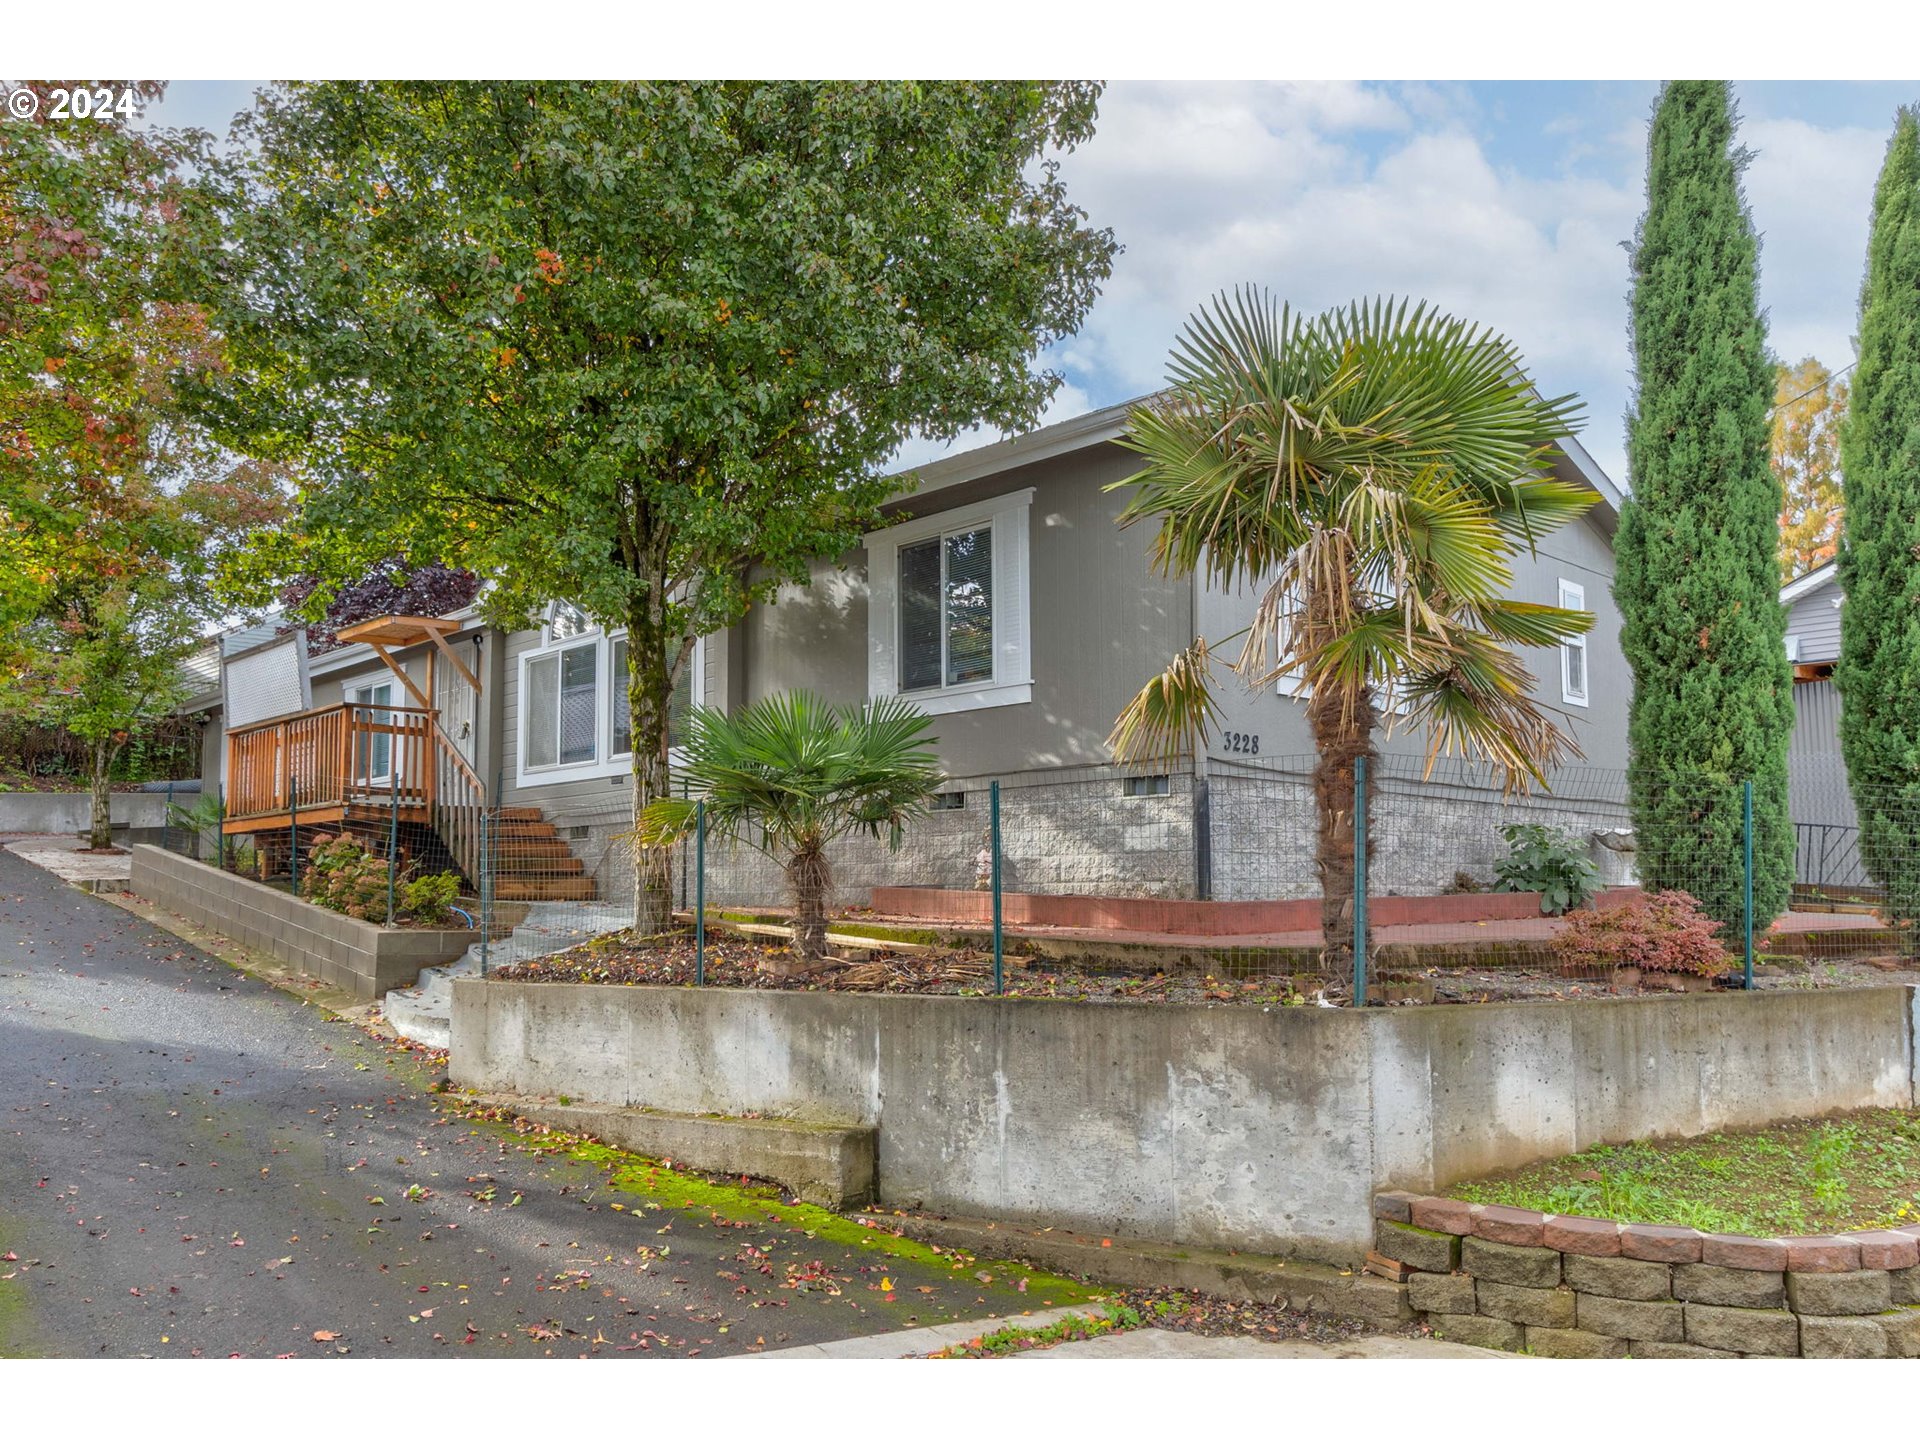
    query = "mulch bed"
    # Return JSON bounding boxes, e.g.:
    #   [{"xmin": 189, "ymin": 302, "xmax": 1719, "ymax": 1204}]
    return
[{"xmin": 489, "ymin": 928, "xmax": 1920, "ymax": 1008}]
